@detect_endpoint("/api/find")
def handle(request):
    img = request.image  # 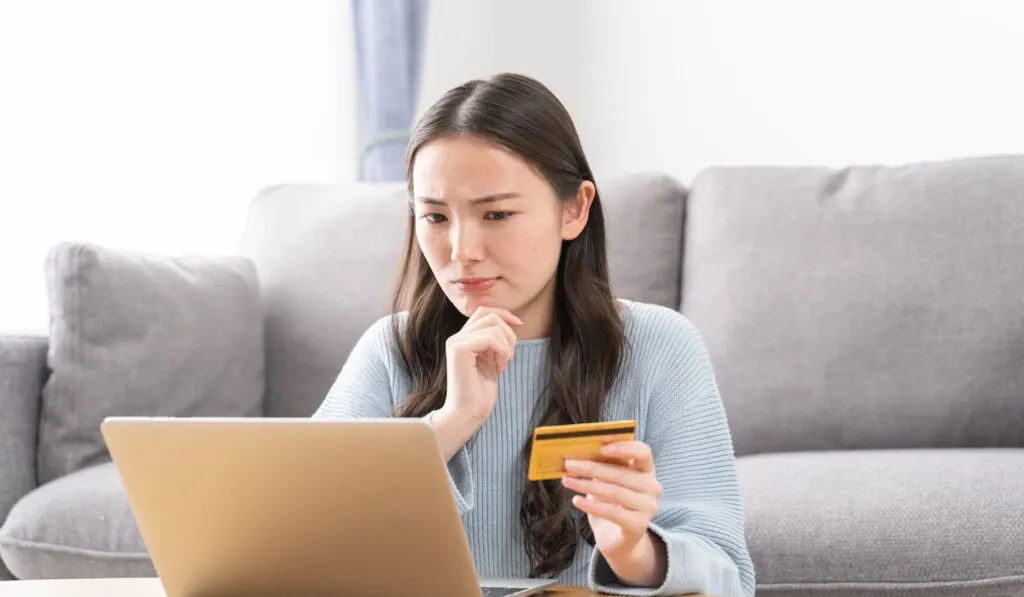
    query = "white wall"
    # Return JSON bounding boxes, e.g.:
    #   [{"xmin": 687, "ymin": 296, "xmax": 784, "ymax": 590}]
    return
[
  {"xmin": 3, "ymin": 0, "xmax": 1024, "ymax": 333},
  {"xmin": 417, "ymin": 0, "xmax": 585, "ymax": 126},
  {"xmin": 574, "ymin": 0, "xmax": 1024, "ymax": 182},
  {"xmin": 0, "ymin": 0, "xmax": 354, "ymax": 333},
  {"xmin": 417, "ymin": 0, "xmax": 1024, "ymax": 183}
]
